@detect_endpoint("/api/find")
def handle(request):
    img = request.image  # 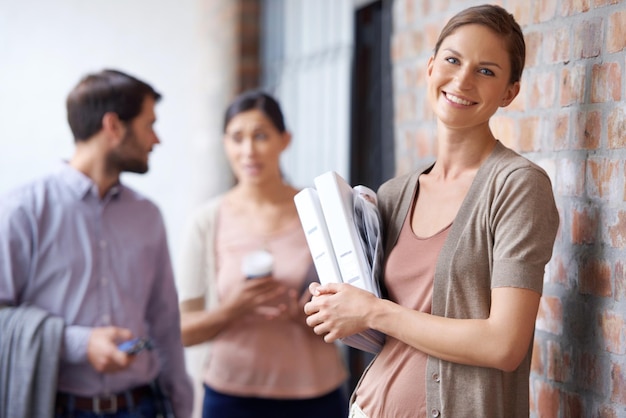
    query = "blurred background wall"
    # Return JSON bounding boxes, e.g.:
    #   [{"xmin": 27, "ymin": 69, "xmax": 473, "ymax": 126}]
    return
[{"xmin": 0, "ymin": 0, "xmax": 236, "ymax": 256}]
